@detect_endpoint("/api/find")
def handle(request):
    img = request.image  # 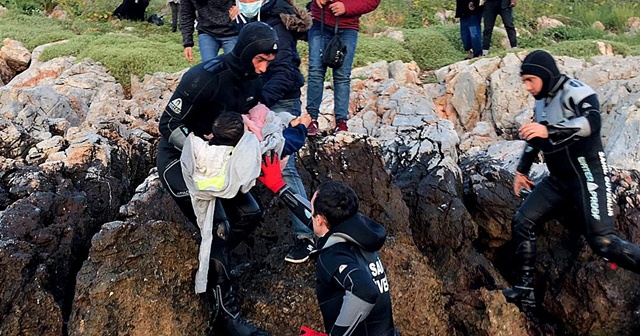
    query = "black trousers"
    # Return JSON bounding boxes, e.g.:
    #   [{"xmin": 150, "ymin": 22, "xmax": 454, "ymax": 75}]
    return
[
  {"xmin": 169, "ymin": 2, "xmax": 179, "ymax": 32},
  {"xmin": 482, "ymin": 0, "xmax": 517, "ymax": 50},
  {"xmin": 511, "ymin": 155, "xmax": 640, "ymax": 273}
]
